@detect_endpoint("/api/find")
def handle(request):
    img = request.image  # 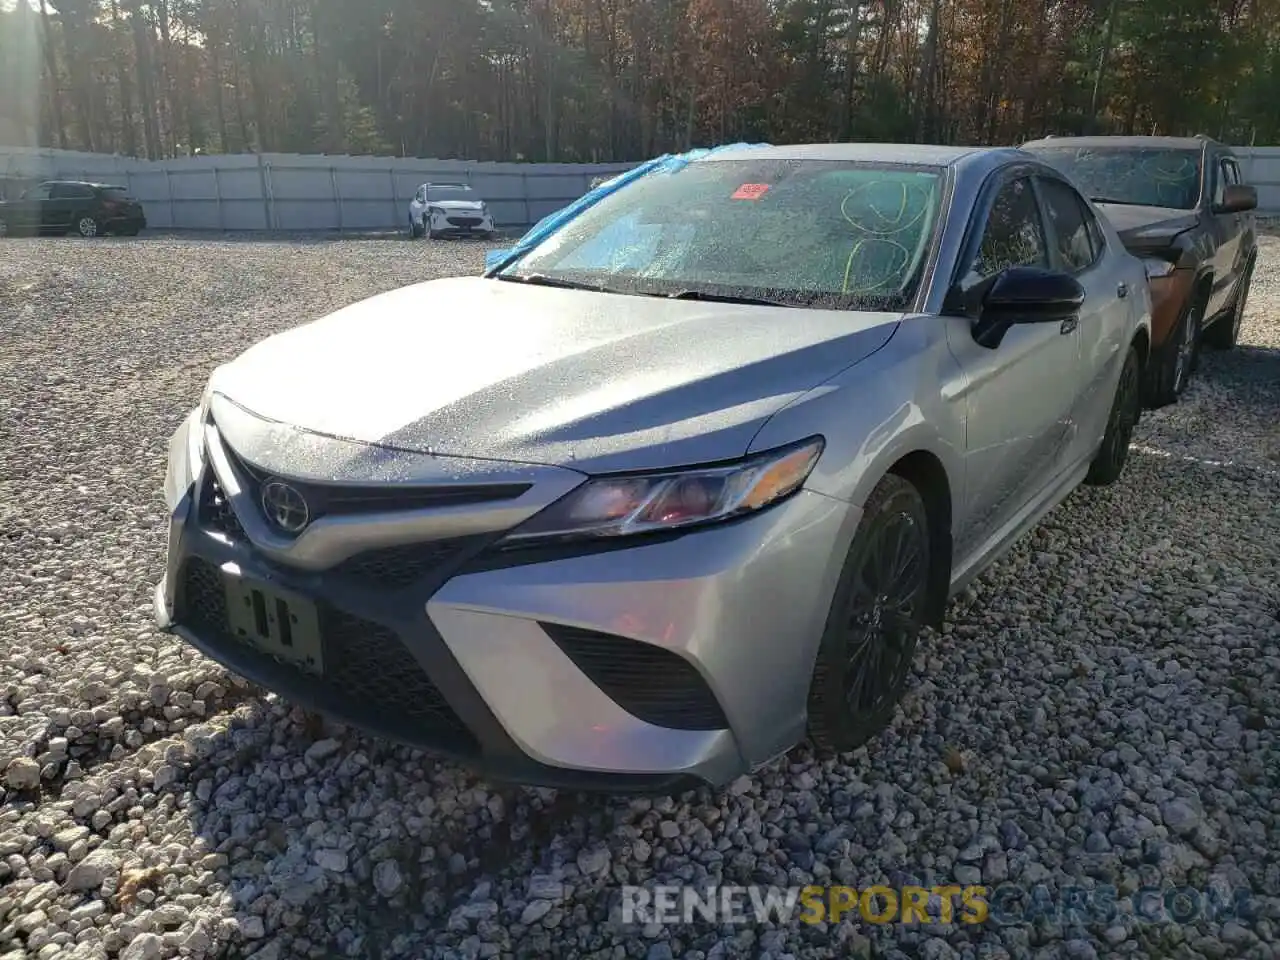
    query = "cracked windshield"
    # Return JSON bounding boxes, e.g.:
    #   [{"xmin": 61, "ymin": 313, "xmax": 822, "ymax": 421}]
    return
[
  {"xmin": 1029, "ymin": 146, "xmax": 1203, "ymax": 209},
  {"xmin": 0, "ymin": 0, "xmax": 1278, "ymax": 959}
]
